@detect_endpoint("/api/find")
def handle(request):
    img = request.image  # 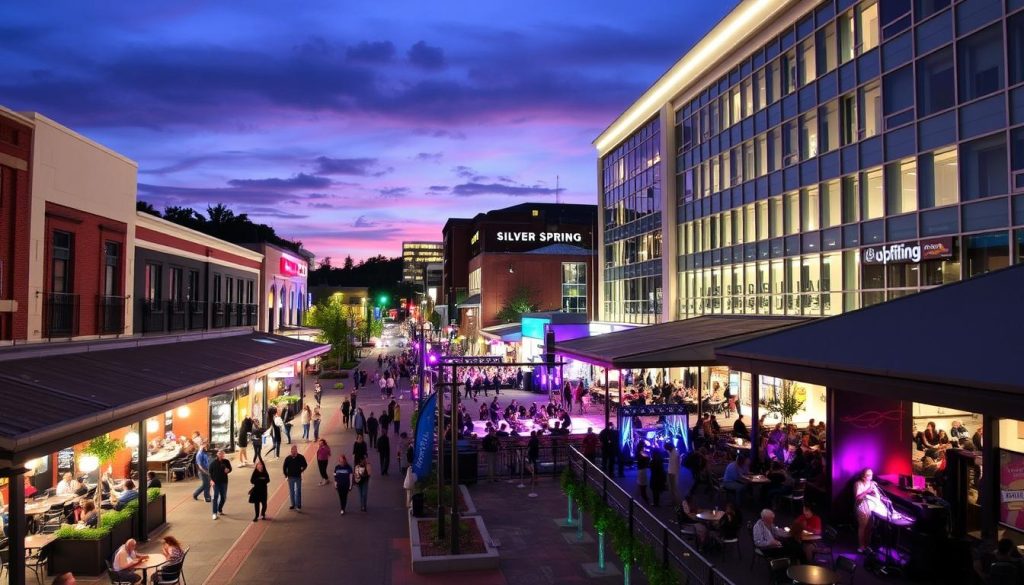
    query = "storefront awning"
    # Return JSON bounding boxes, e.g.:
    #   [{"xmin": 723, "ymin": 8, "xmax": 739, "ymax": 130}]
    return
[
  {"xmin": 479, "ymin": 323, "xmax": 522, "ymax": 342},
  {"xmin": 716, "ymin": 264, "xmax": 1024, "ymax": 419},
  {"xmin": 0, "ymin": 331, "xmax": 329, "ymax": 464},
  {"xmin": 457, "ymin": 294, "xmax": 481, "ymax": 308},
  {"xmin": 555, "ymin": 315, "xmax": 809, "ymax": 369}
]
